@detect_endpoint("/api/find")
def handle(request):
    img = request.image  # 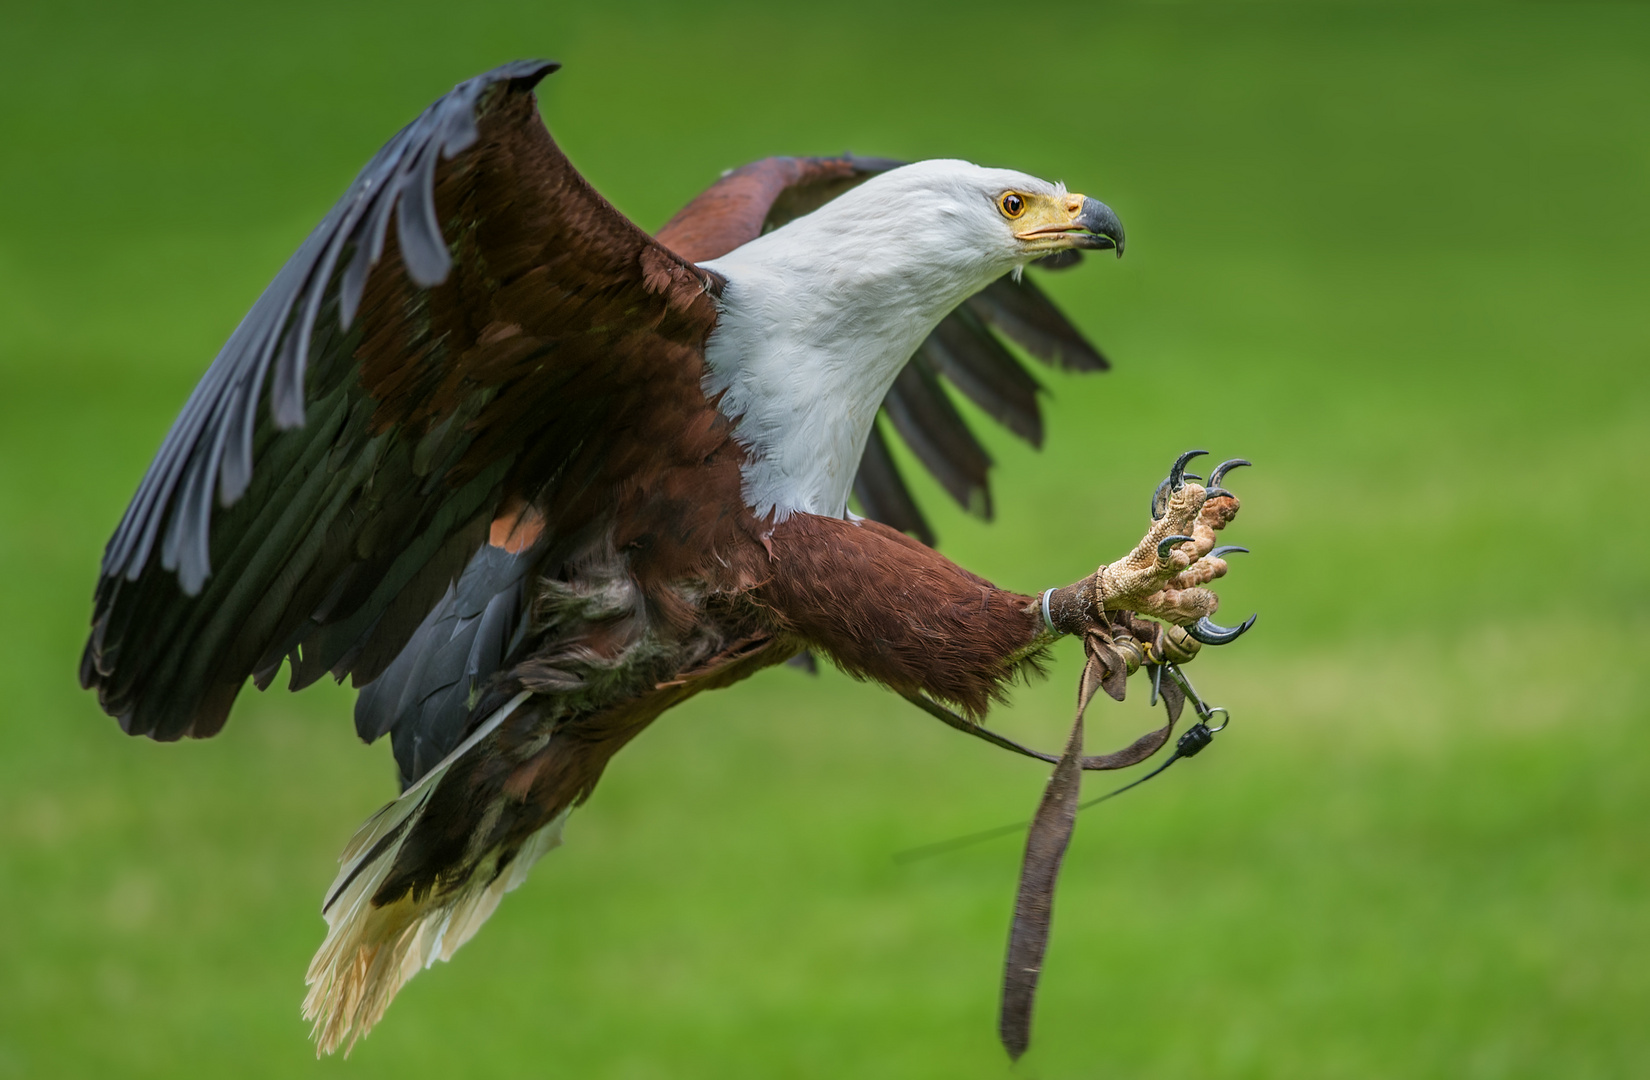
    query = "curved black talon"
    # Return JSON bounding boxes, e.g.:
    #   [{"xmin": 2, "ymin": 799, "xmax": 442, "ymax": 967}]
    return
[
  {"xmin": 1153, "ymin": 450, "xmax": 1208, "ymax": 519},
  {"xmin": 1156, "ymin": 534, "xmax": 1195, "ymax": 561},
  {"xmin": 1168, "ymin": 449, "xmax": 1208, "ymax": 490},
  {"xmin": 1202, "ymin": 486, "xmax": 1234, "ymax": 501},
  {"xmin": 1208, "ymin": 458, "xmax": 1251, "ymax": 487},
  {"xmin": 1150, "ymin": 477, "xmax": 1172, "ymax": 520},
  {"xmin": 1188, "ymin": 613, "xmax": 1257, "ymax": 645},
  {"xmin": 1208, "ymin": 545, "xmax": 1249, "ymax": 559}
]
